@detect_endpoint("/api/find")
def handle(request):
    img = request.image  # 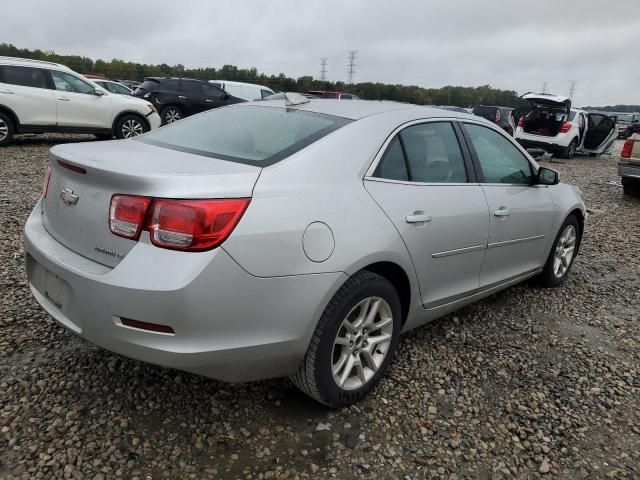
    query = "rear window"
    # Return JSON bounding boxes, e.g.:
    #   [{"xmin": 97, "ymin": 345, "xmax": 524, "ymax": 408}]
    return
[
  {"xmin": 137, "ymin": 105, "xmax": 351, "ymax": 166},
  {"xmin": 472, "ymin": 106, "xmax": 497, "ymax": 120},
  {"xmin": 137, "ymin": 79, "xmax": 159, "ymax": 91}
]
